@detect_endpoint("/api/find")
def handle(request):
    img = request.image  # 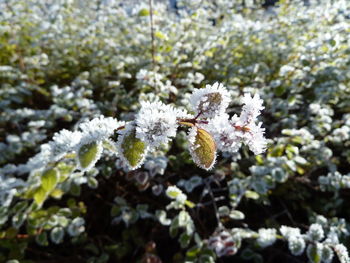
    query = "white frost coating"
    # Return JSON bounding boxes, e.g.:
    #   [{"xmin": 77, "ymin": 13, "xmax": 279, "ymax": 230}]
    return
[
  {"xmin": 204, "ymin": 114, "xmax": 241, "ymax": 153},
  {"xmin": 0, "ymin": 175, "xmax": 26, "ymax": 207},
  {"xmin": 230, "ymin": 93, "xmax": 267, "ymax": 155},
  {"xmin": 78, "ymin": 116, "xmax": 124, "ymax": 147},
  {"xmin": 204, "ymin": 111, "xmax": 266, "ymax": 155},
  {"xmin": 189, "ymin": 82, "xmax": 230, "ymax": 119},
  {"xmin": 256, "ymin": 228, "xmax": 277, "ymax": 248},
  {"xmin": 239, "ymin": 93, "xmax": 264, "ymax": 125},
  {"xmin": 116, "ymin": 122, "xmax": 149, "ymax": 170},
  {"xmin": 280, "ymin": 225, "xmax": 302, "ymax": 239},
  {"xmin": 1, "ymin": 116, "xmax": 124, "ymax": 175},
  {"xmin": 288, "ymin": 236, "xmax": 306, "ymax": 256},
  {"xmin": 187, "ymin": 127, "xmax": 217, "ymax": 171},
  {"xmin": 243, "ymin": 122, "xmax": 267, "ymax": 155},
  {"xmin": 307, "ymin": 223, "xmax": 324, "ymax": 241},
  {"xmin": 165, "ymin": 185, "xmax": 187, "ymax": 204},
  {"xmin": 75, "ymin": 117, "xmax": 124, "ymax": 171},
  {"xmin": 51, "ymin": 129, "xmax": 82, "ymax": 160},
  {"xmin": 335, "ymin": 244, "xmax": 350, "ymax": 263},
  {"xmin": 135, "ymin": 101, "xmax": 180, "ymax": 148}
]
